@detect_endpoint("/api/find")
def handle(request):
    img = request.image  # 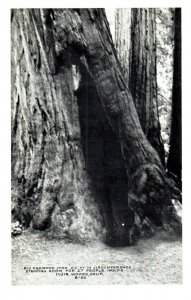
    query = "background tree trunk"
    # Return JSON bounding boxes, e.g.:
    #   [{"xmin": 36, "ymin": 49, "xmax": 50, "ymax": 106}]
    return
[
  {"xmin": 167, "ymin": 8, "xmax": 182, "ymax": 183},
  {"xmin": 115, "ymin": 8, "xmax": 131, "ymax": 82},
  {"xmin": 11, "ymin": 9, "xmax": 181, "ymax": 246},
  {"xmin": 129, "ymin": 8, "xmax": 165, "ymax": 165}
]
